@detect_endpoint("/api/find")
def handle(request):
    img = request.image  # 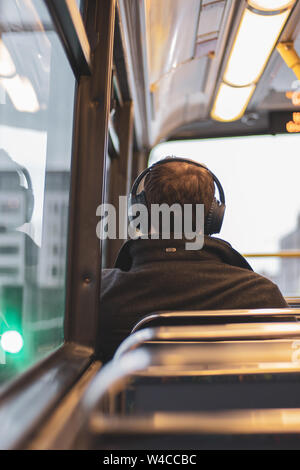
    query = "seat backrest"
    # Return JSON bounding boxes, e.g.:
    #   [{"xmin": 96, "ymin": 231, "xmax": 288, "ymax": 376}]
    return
[
  {"xmin": 131, "ymin": 309, "xmax": 300, "ymax": 333},
  {"xmin": 115, "ymin": 321, "xmax": 300, "ymax": 358},
  {"xmin": 78, "ymin": 409, "xmax": 300, "ymax": 450}
]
